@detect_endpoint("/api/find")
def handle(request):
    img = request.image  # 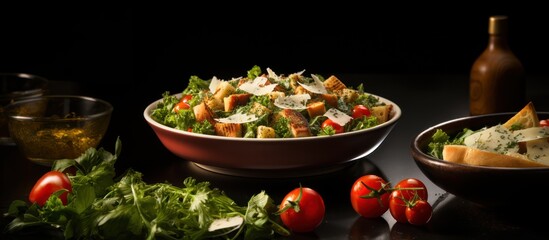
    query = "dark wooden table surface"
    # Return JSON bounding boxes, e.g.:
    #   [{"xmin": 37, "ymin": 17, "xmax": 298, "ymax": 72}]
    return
[{"xmin": 2, "ymin": 73, "xmax": 548, "ymax": 239}]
